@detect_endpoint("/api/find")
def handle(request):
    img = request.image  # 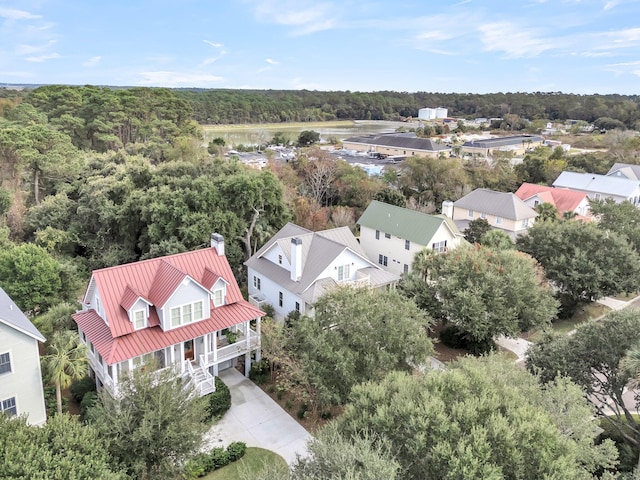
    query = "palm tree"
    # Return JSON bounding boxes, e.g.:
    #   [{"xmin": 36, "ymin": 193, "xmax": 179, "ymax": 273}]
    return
[
  {"xmin": 44, "ymin": 330, "xmax": 89, "ymax": 415},
  {"xmin": 621, "ymin": 345, "xmax": 640, "ymax": 387}
]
